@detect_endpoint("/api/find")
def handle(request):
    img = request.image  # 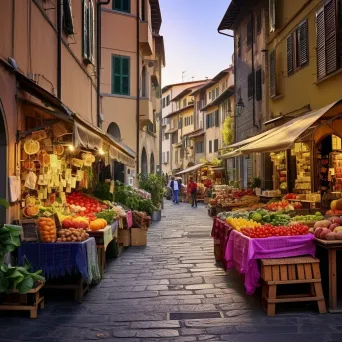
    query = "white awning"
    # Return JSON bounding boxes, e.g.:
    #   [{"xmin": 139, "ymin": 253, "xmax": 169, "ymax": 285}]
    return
[
  {"xmin": 240, "ymin": 101, "xmax": 340, "ymax": 155},
  {"xmin": 176, "ymin": 163, "xmax": 205, "ymax": 175},
  {"xmin": 220, "ymin": 149, "xmax": 242, "ymax": 159}
]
